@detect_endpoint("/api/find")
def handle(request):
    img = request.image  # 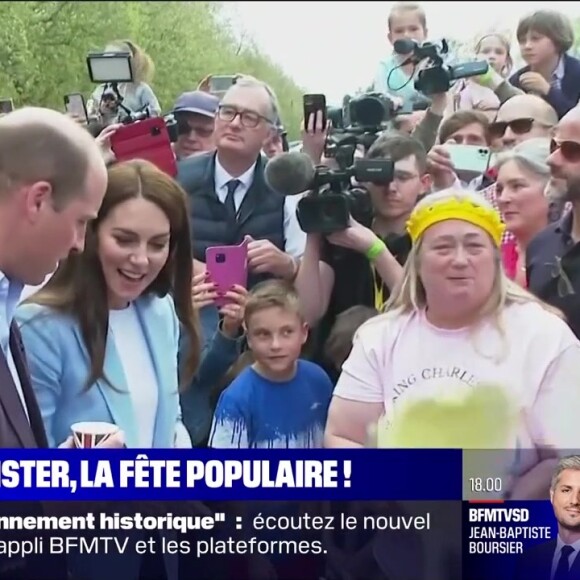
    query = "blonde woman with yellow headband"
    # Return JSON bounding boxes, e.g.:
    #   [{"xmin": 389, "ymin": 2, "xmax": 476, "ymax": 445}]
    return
[{"xmin": 325, "ymin": 189, "xmax": 580, "ymax": 489}]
